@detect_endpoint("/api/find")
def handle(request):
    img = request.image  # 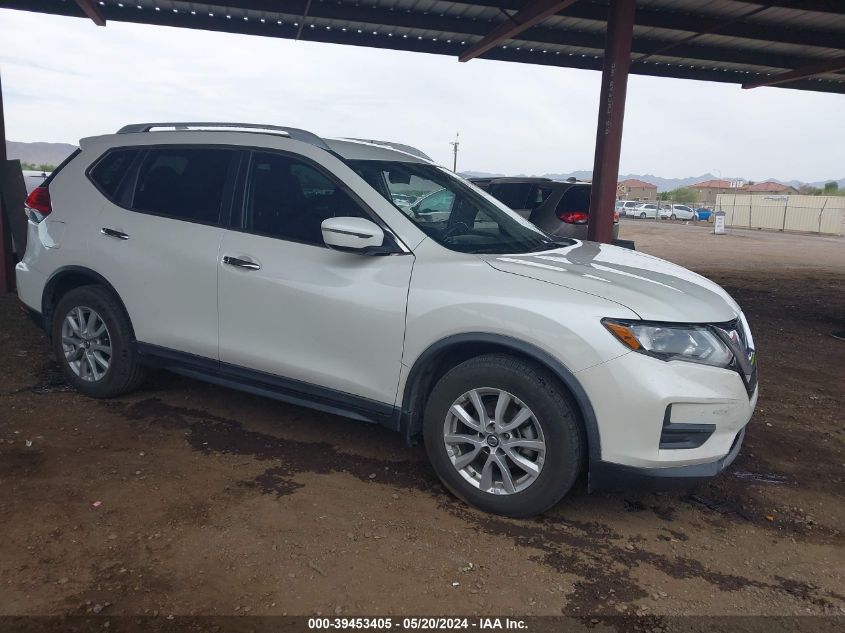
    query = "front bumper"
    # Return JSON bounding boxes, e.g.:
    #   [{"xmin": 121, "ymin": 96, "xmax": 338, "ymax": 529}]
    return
[
  {"xmin": 575, "ymin": 348, "xmax": 757, "ymax": 474},
  {"xmin": 589, "ymin": 427, "xmax": 745, "ymax": 491}
]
